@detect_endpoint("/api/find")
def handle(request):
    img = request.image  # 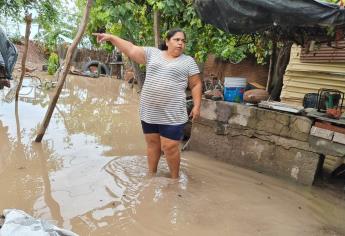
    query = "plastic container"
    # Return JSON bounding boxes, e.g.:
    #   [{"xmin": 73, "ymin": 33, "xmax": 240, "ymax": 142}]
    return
[{"xmin": 223, "ymin": 77, "xmax": 247, "ymax": 102}]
